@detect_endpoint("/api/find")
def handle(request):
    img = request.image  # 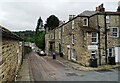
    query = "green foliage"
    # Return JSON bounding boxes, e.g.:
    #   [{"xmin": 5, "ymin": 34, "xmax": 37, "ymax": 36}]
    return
[
  {"xmin": 46, "ymin": 15, "xmax": 59, "ymax": 30},
  {"xmin": 35, "ymin": 31, "xmax": 45, "ymax": 50},
  {"xmin": 35, "ymin": 17, "xmax": 45, "ymax": 50},
  {"xmin": 36, "ymin": 17, "xmax": 44, "ymax": 34},
  {"xmin": 14, "ymin": 30, "xmax": 45, "ymax": 50},
  {"xmin": 14, "ymin": 30, "xmax": 35, "ymax": 43}
]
